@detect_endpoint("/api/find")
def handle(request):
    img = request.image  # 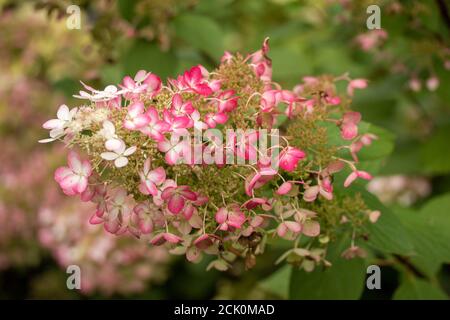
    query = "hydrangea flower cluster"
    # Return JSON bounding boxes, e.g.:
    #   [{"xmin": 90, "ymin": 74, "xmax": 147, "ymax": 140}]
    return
[{"xmin": 40, "ymin": 39, "xmax": 380, "ymax": 271}]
